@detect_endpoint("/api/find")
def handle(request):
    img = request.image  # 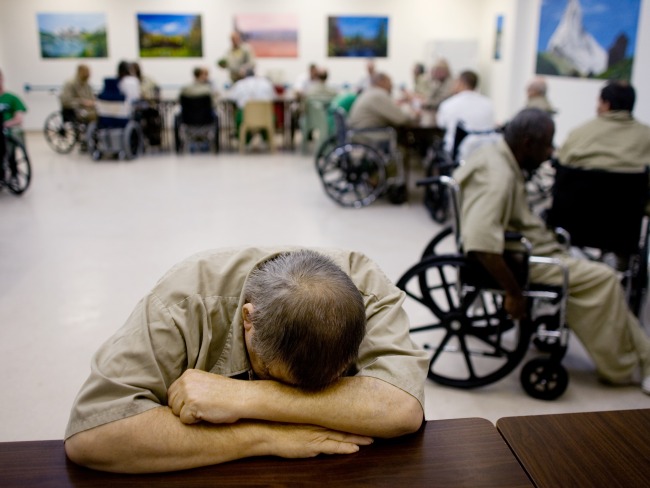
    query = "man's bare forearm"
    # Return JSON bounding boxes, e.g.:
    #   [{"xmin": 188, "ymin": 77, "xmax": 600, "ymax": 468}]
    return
[
  {"xmin": 65, "ymin": 406, "xmax": 372, "ymax": 473},
  {"xmin": 233, "ymin": 376, "xmax": 423, "ymax": 437},
  {"xmin": 65, "ymin": 407, "xmax": 264, "ymax": 473}
]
